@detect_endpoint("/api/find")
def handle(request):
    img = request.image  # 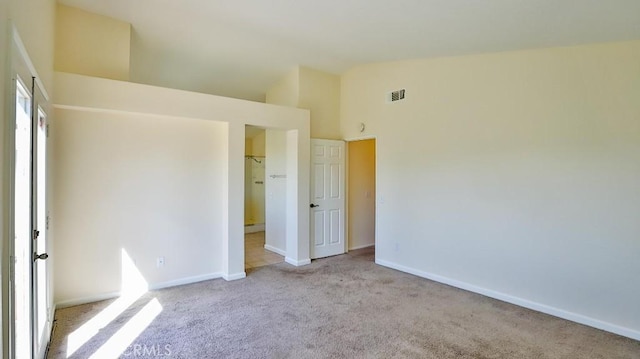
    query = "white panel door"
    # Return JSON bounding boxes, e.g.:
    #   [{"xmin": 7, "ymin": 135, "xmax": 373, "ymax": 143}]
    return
[
  {"xmin": 310, "ymin": 139, "xmax": 345, "ymax": 259},
  {"xmin": 33, "ymin": 82, "xmax": 51, "ymax": 359}
]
